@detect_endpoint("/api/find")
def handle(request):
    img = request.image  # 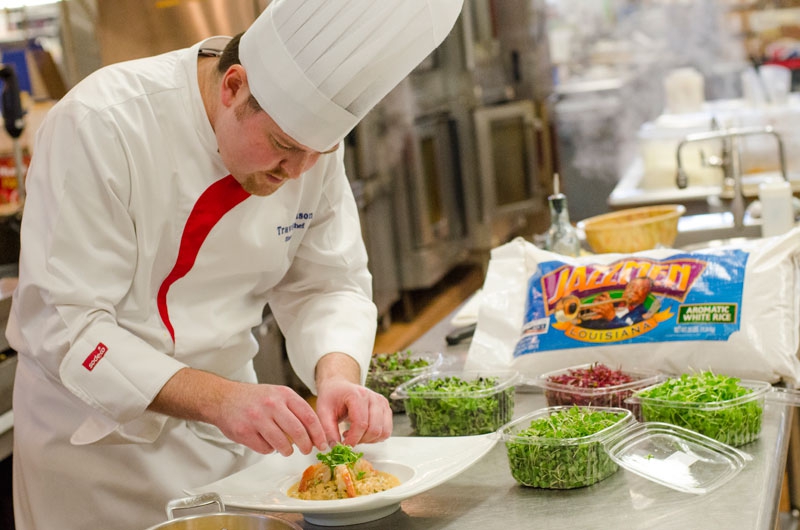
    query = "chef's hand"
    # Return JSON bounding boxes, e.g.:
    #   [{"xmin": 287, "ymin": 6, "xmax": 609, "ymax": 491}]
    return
[
  {"xmin": 213, "ymin": 381, "xmax": 331, "ymax": 456},
  {"xmin": 148, "ymin": 367, "xmax": 330, "ymax": 457},
  {"xmin": 313, "ymin": 352, "xmax": 393, "ymax": 447}
]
